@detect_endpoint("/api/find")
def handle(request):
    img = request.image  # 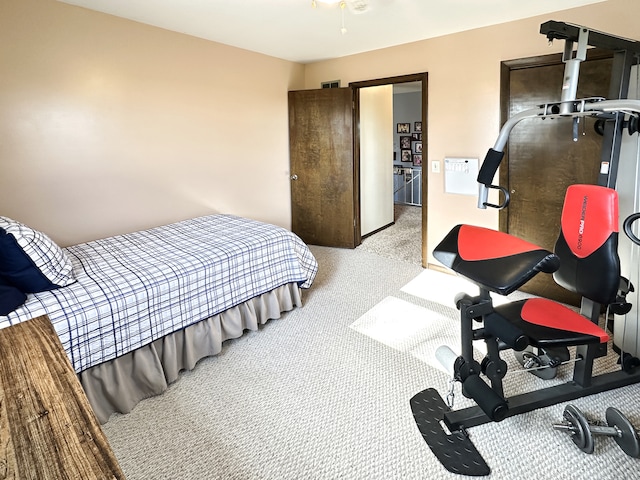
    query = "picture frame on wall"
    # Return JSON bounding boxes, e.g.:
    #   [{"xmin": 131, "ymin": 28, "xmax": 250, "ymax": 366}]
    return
[
  {"xmin": 414, "ymin": 142, "xmax": 423, "ymax": 153},
  {"xmin": 401, "ymin": 150, "xmax": 412, "ymax": 162},
  {"xmin": 400, "ymin": 136, "xmax": 412, "ymax": 149},
  {"xmin": 414, "ymin": 121, "xmax": 422, "ymax": 132},
  {"xmin": 397, "ymin": 123, "xmax": 411, "ymax": 134},
  {"xmin": 413, "ymin": 154, "xmax": 422, "ymax": 166},
  {"xmin": 411, "ymin": 133, "xmax": 422, "ymax": 141}
]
